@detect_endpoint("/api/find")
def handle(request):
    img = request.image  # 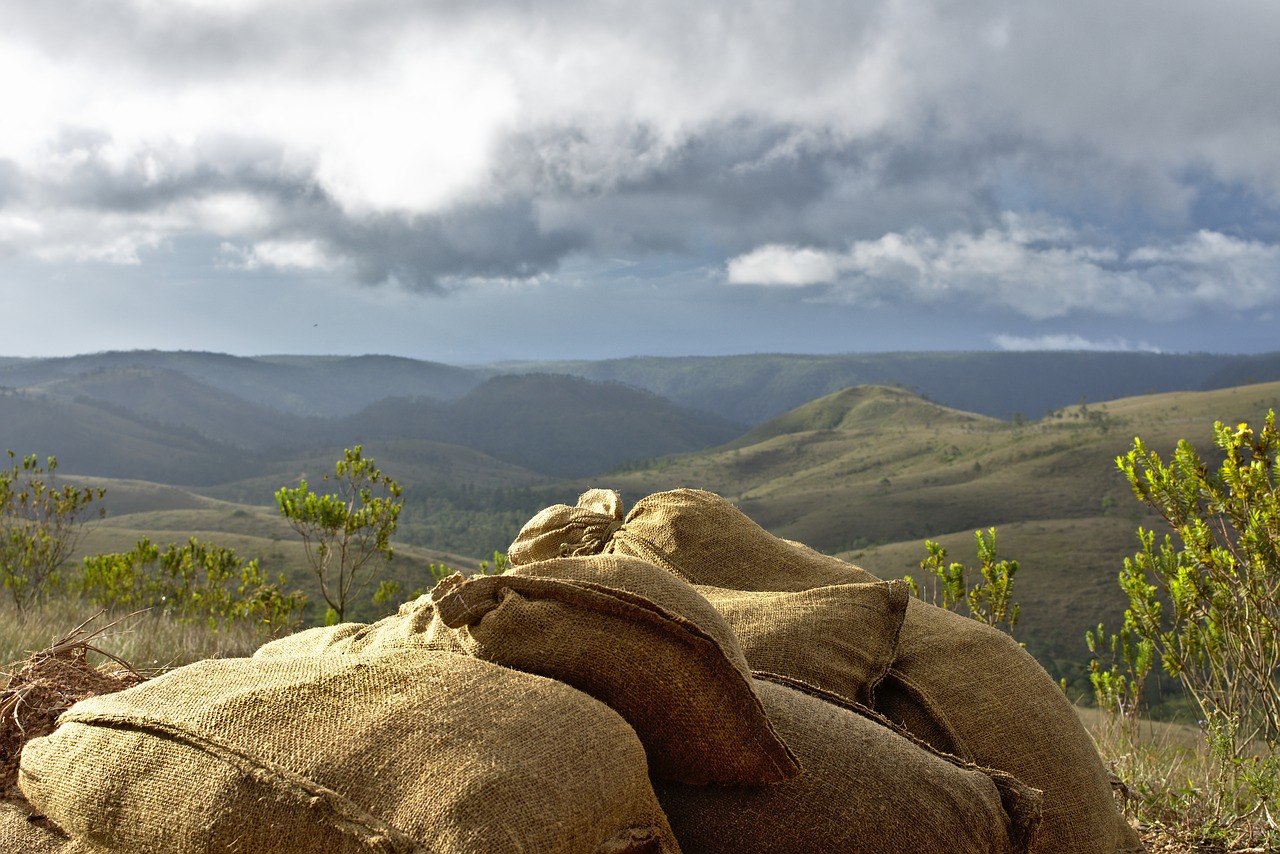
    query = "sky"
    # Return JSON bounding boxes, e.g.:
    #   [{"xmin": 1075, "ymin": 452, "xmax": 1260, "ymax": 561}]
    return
[{"xmin": 2, "ymin": 0, "xmax": 1278, "ymax": 364}]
